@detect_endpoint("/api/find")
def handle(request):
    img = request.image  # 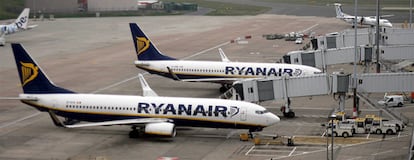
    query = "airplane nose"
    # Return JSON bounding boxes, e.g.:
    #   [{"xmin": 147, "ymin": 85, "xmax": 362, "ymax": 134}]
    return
[{"xmin": 267, "ymin": 113, "xmax": 280, "ymax": 126}]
